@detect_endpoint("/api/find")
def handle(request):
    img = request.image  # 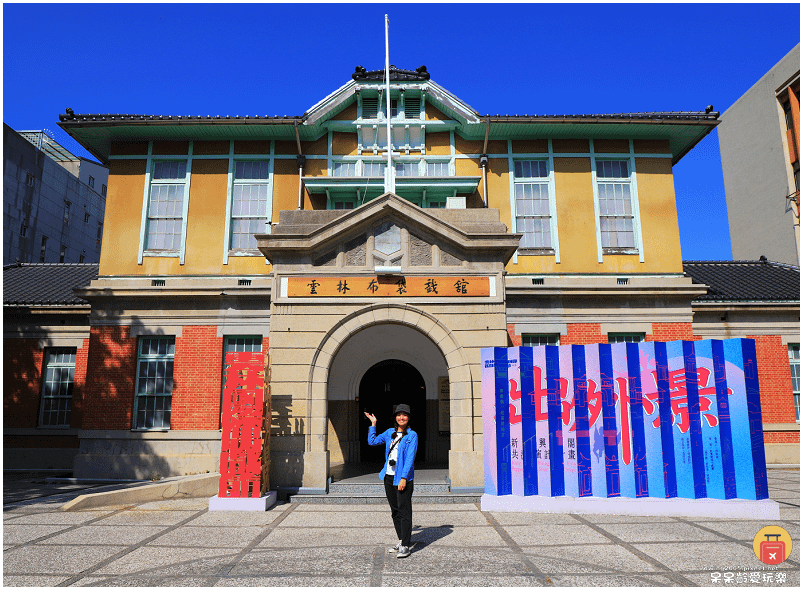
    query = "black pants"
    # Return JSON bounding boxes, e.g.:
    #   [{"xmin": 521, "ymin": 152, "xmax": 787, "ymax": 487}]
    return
[{"xmin": 383, "ymin": 475, "xmax": 414, "ymax": 546}]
